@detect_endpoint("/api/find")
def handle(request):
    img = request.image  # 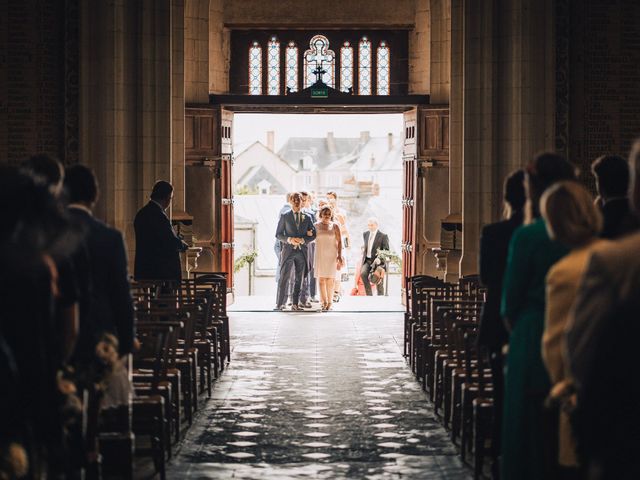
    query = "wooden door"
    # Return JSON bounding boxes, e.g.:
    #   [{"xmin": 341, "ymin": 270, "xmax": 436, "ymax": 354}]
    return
[
  {"xmin": 184, "ymin": 106, "xmax": 235, "ymax": 293},
  {"xmin": 402, "ymin": 108, "xmax": 418, "ymax": 288},
  {"xmin": 220, "ymin": 108, "xmax": 234, "ymax": 289}
]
